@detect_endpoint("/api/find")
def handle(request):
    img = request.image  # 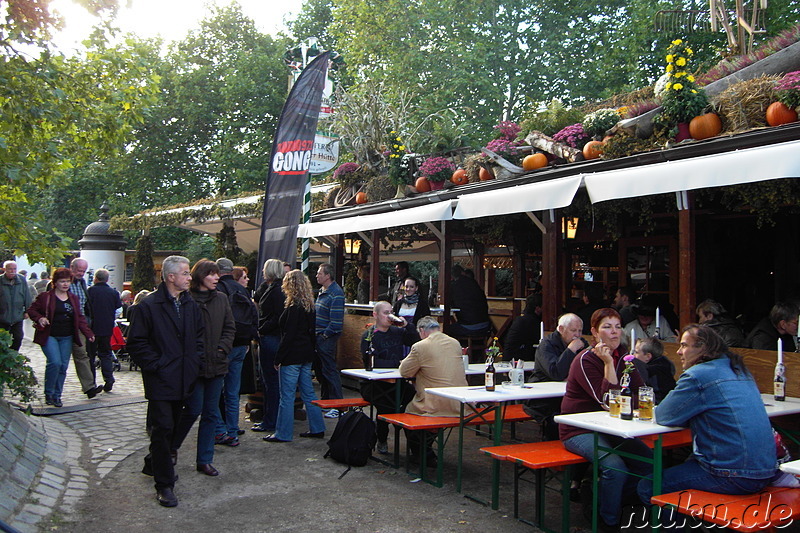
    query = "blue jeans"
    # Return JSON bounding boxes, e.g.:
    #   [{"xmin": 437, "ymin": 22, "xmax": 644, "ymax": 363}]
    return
[
  {"xmin": 216, "ymin": 345, "xmax": 248, "ymax": 437},
  {"xmin": 564, "ymin": 432, "xmax": 653, "ymax": 527},
  {"xmin": 314, "ymin": 334, "xmax": 342, "ymax": 400},
  {"xmin": 172, "ymin": 375, "xmax": 224, "ymax": 464},
  {"xmin": 275, "ymin": 363, "xmax": 325, "ymax": 441},
  {"xmin": 41, "ymin": 335, "xmax": 73, "ymax": 399},
  {"xmin": 258, "ymin": 335, "xmax": 280, "ymax": 431},
  {"xmin": 637, "ymin": 455, "xmax": 772, "ymax": 530}
]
